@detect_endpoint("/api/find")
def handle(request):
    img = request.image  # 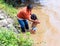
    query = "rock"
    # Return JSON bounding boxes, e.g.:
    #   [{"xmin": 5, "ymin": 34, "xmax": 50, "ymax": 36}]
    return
[
  {"xmin": 0, "ymin": 19, "xmax": 8, "ymax": 27},
  {"xmin": 0, "ymin": 13, "xmax": 8, "ymax": 18},
  {"xmin": 7, "ymin": 24, "xmax": 19, "ymax": 34},
  {"xmin": 7, "ymin": 18, "xmax": 14, "ymax": 24},
  {"xmin": 0, "ymin": 10, "xmax": 8, "ymax": 20},
  {"xmin": 0, "ymin": 10, "xmax": 19, "ymax": 34},
  {"xmin": 0, "ymin": 18, "xmax": 14, "ymax": 26},
  {"xmin": 0, "ymin": 15, "xmax": 5, "ymax": 20}
]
